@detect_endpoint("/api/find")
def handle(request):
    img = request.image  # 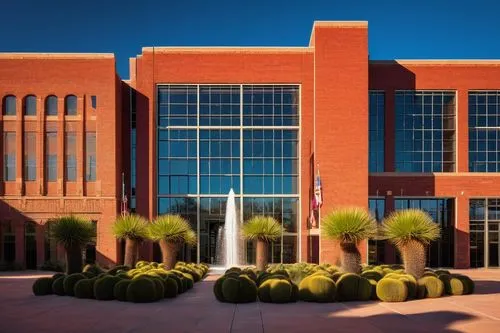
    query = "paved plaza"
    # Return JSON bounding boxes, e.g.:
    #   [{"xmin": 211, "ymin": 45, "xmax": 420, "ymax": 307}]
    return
[{"xmin": 0, "ymin": 269, "xmax": 499, "ymax": 333}]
